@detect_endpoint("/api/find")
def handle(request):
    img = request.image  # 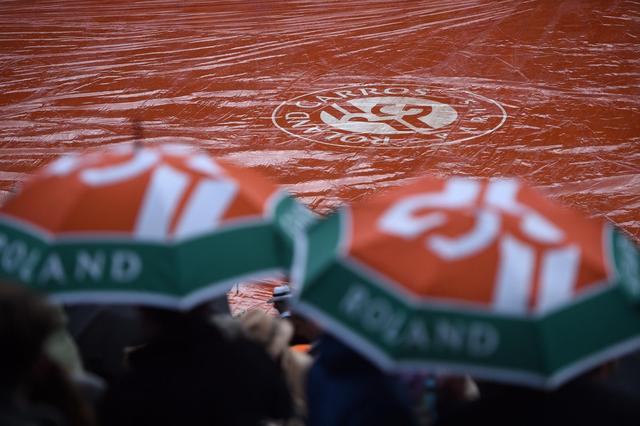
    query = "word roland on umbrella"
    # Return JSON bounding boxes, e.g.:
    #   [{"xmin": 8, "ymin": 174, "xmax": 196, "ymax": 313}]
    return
[
  {"xmin": 293, "ymin": 175, "xmax": 640, "ymax": 389},
  {"xmin": 0, "ymin": 144, "xmax": 314, "ymax": 310}
]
